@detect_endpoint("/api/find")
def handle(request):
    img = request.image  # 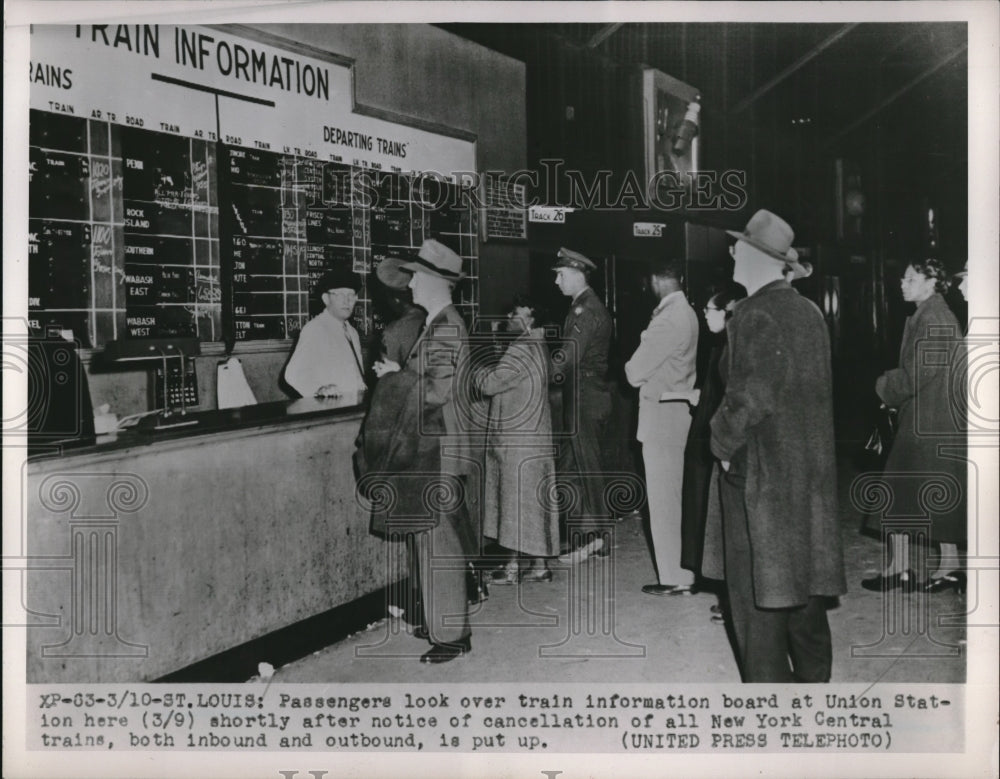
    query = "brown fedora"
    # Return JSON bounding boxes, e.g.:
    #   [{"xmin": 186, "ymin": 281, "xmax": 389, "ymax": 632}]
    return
[{"xmin": 727, "ymin": 209, "xmax": 805, "ymax": 276}]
